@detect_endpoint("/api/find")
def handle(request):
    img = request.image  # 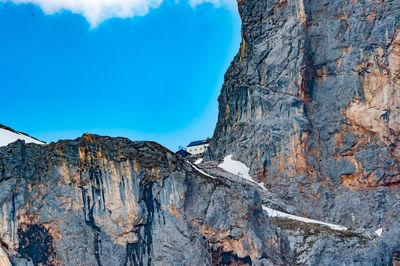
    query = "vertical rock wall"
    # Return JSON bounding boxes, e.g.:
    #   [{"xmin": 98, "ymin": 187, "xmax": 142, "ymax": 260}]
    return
[
  {"xmin": 209, "ymin": 0, "xmax": 400, "ymax": 189},
  {"xmin": 207, "ymin": 1, "xmax": 400, "ymax": 261}
]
